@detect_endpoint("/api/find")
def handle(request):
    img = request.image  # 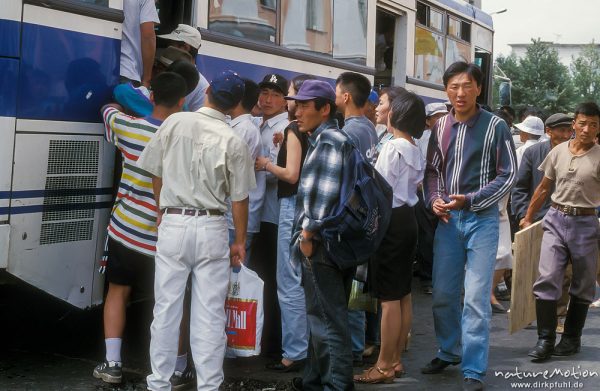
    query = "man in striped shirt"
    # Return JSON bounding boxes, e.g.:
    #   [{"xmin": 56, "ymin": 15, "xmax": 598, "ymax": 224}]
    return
[
  {"xmin": 93, "ymin": 72, "xmax": 187, "ymax": 384},
  {"xmin": 422, "ymin": 62, "xmax": 516, "ymax": 391}
]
